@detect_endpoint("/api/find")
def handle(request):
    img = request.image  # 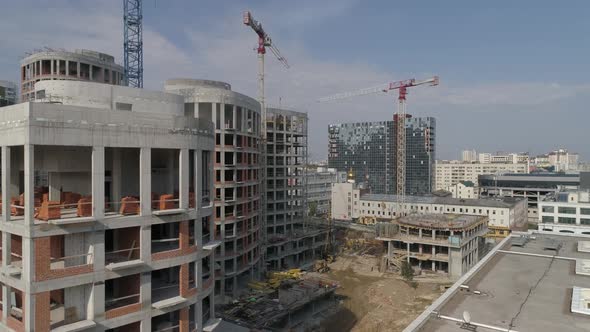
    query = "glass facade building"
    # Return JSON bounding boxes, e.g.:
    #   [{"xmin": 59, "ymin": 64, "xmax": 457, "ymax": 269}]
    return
[{"xmin": 328, "ymin": 115, "xmax": 435, "ymax": 195}]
